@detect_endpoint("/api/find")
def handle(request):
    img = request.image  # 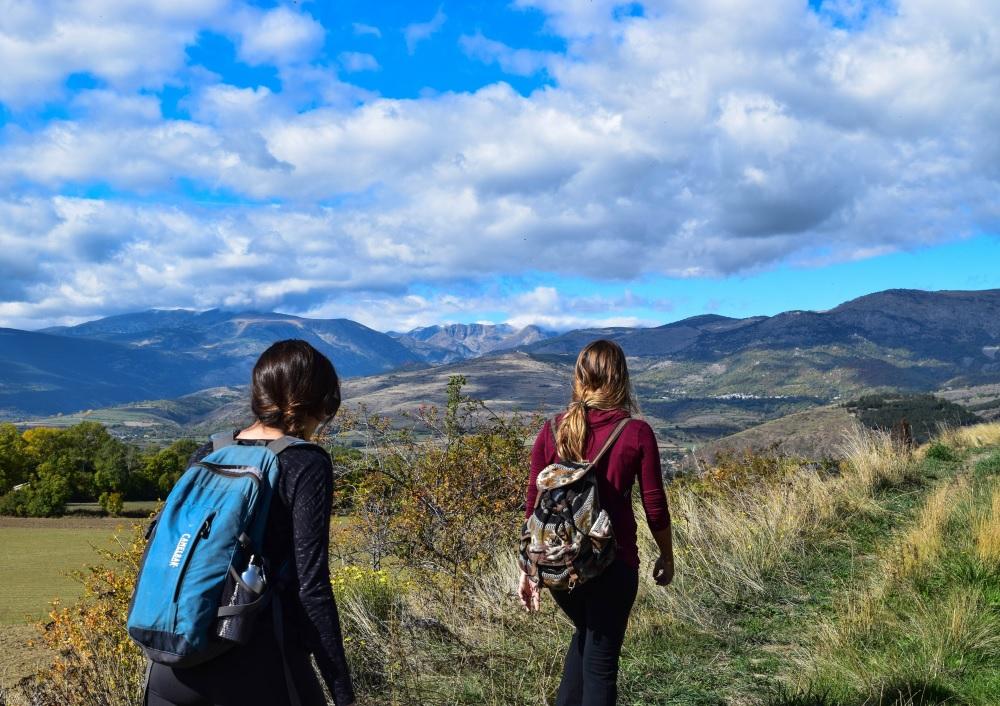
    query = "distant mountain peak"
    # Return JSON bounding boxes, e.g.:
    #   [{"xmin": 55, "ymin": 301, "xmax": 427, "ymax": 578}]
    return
[
  {"xmin": 655, "ymin": 313, "xmax": 739, "ymax": 329},
  {"xmin": 389, "ymin": 322, "xmax": 557, "ymax": 363}
]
